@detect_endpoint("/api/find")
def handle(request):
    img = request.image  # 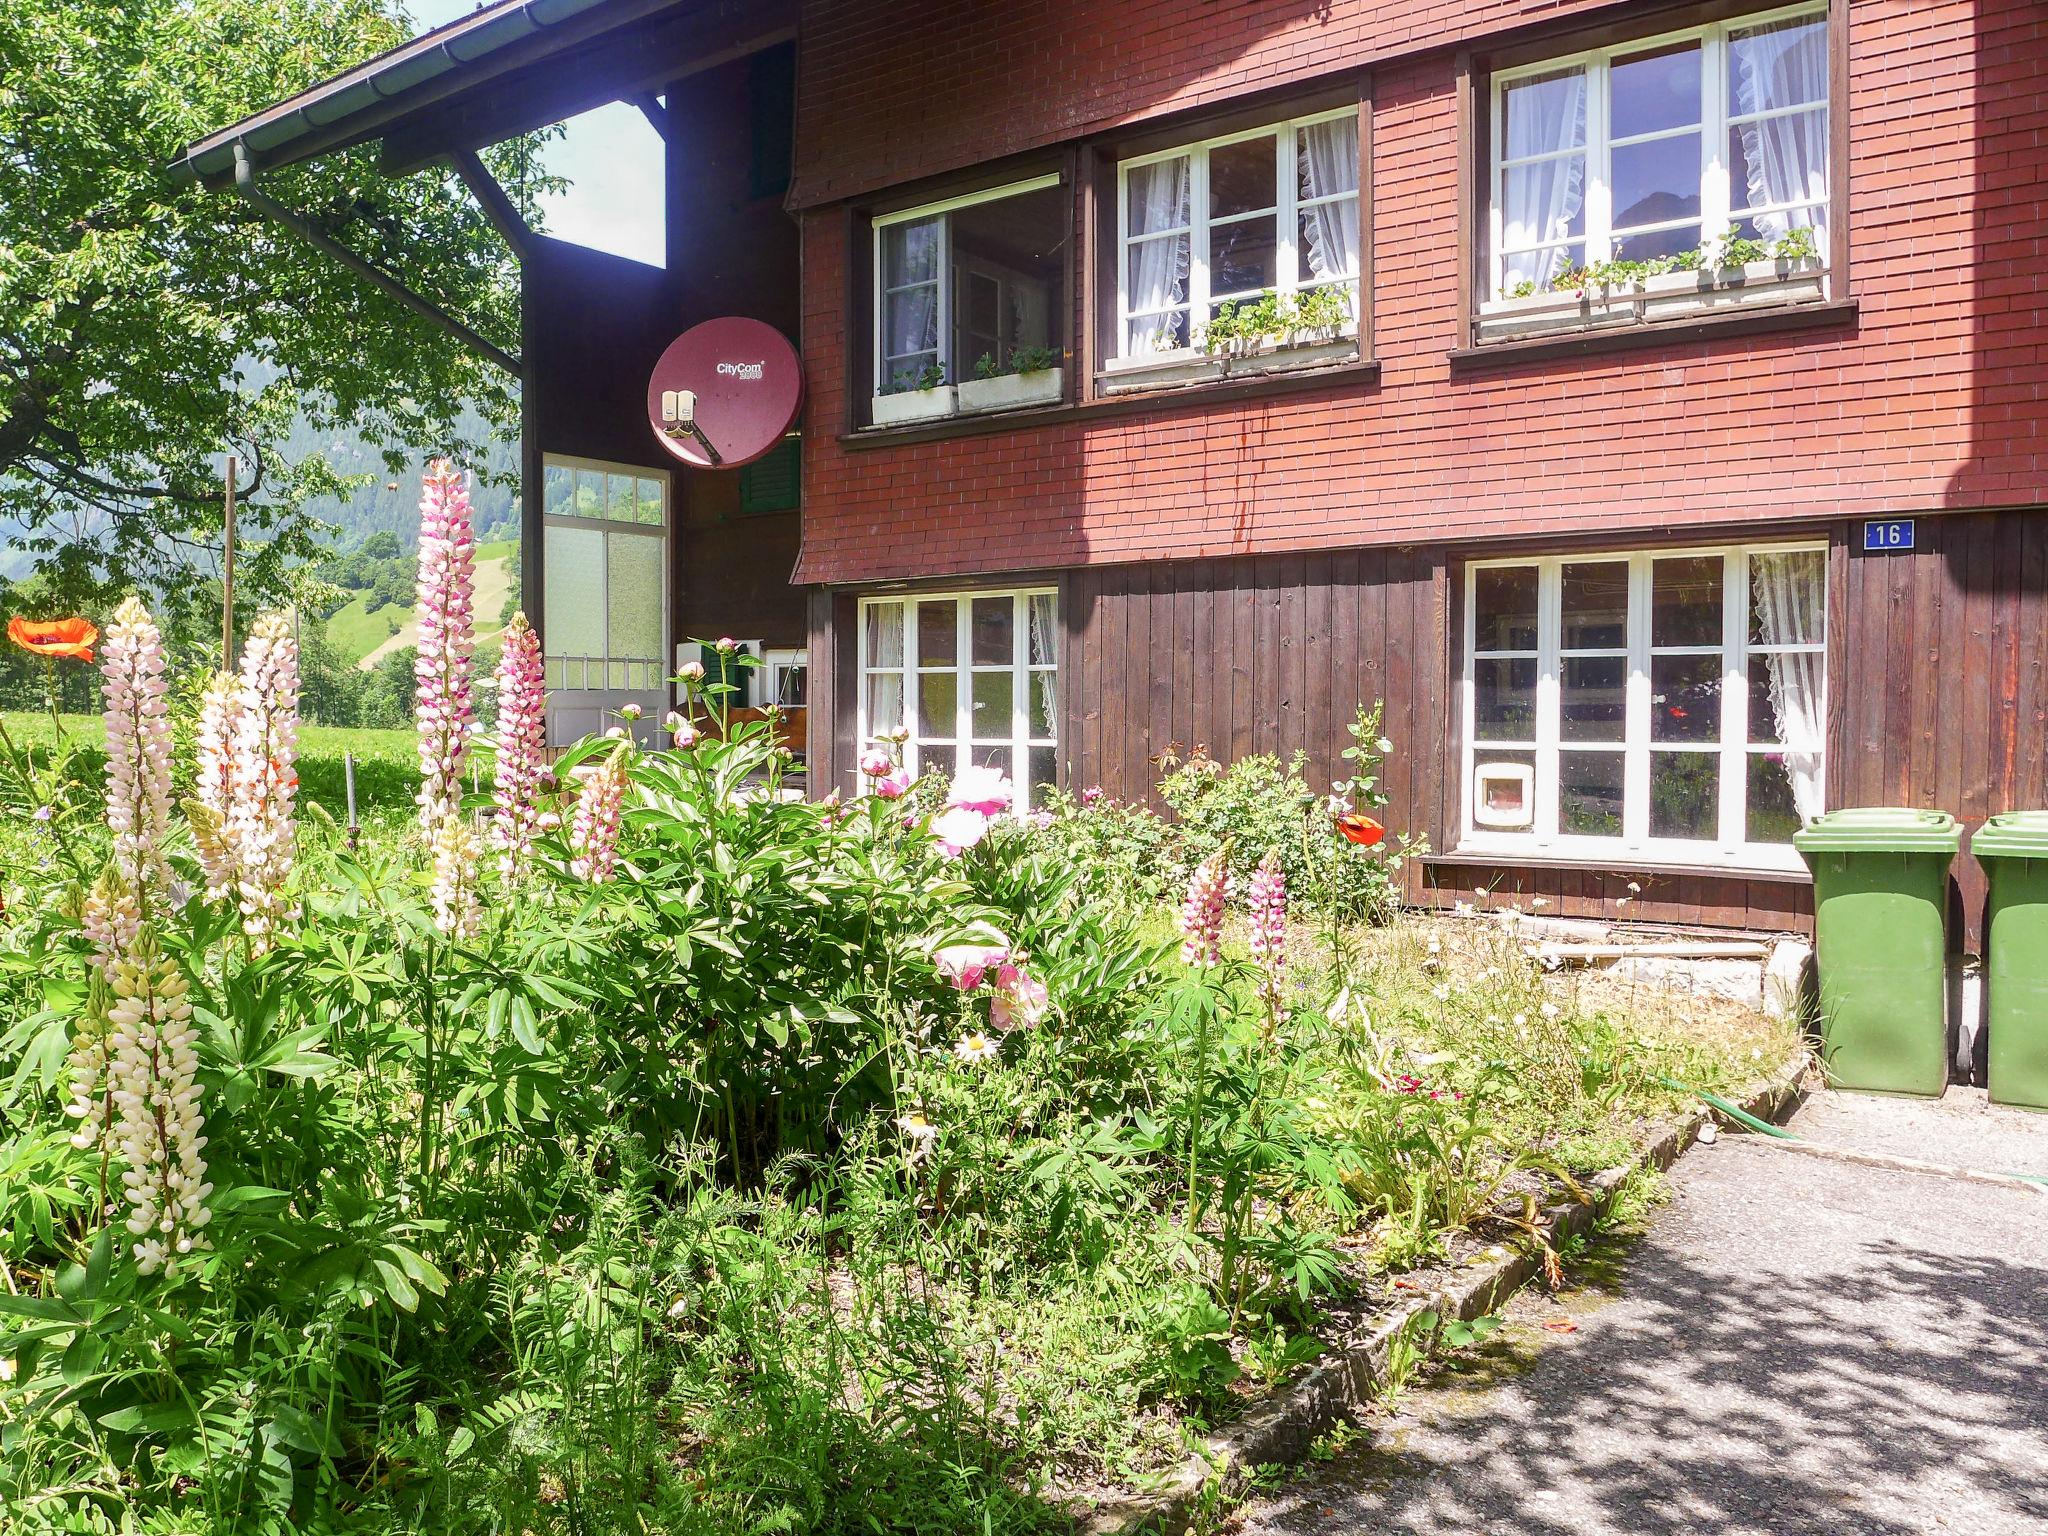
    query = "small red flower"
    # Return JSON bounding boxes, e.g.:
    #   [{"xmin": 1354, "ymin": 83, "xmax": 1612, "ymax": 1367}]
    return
[
  {"xmin": 1335, "ymin": 812, "xmax": 1385, "ymax": 847},
  {"xmin": 8, "ymin": 615, "xmax": 98, "ymax": 662}
]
